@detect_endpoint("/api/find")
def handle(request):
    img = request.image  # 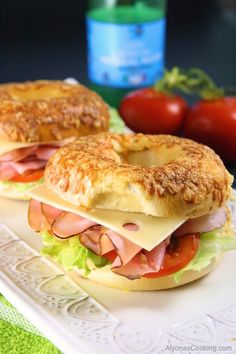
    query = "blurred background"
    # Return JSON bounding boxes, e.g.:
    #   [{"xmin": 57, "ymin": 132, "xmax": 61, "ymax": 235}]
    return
[
  {"xmin": 1, "ymin": 0, "xmax": 236, "ymax": 86},
  {"xmin": 1, "ymin": 0, "xmax": 236, "ymax": 183}
]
